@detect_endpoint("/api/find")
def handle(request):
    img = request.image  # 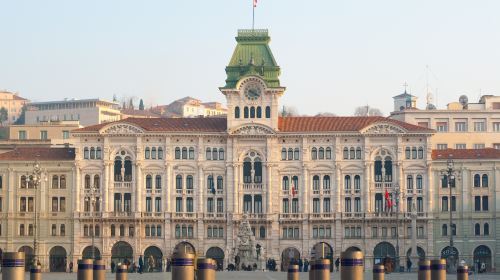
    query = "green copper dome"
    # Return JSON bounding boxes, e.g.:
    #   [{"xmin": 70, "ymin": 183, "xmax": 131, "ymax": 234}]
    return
[{"xmin": 223, "ymin": 29, "xmax": 281, "ymax": 89}]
